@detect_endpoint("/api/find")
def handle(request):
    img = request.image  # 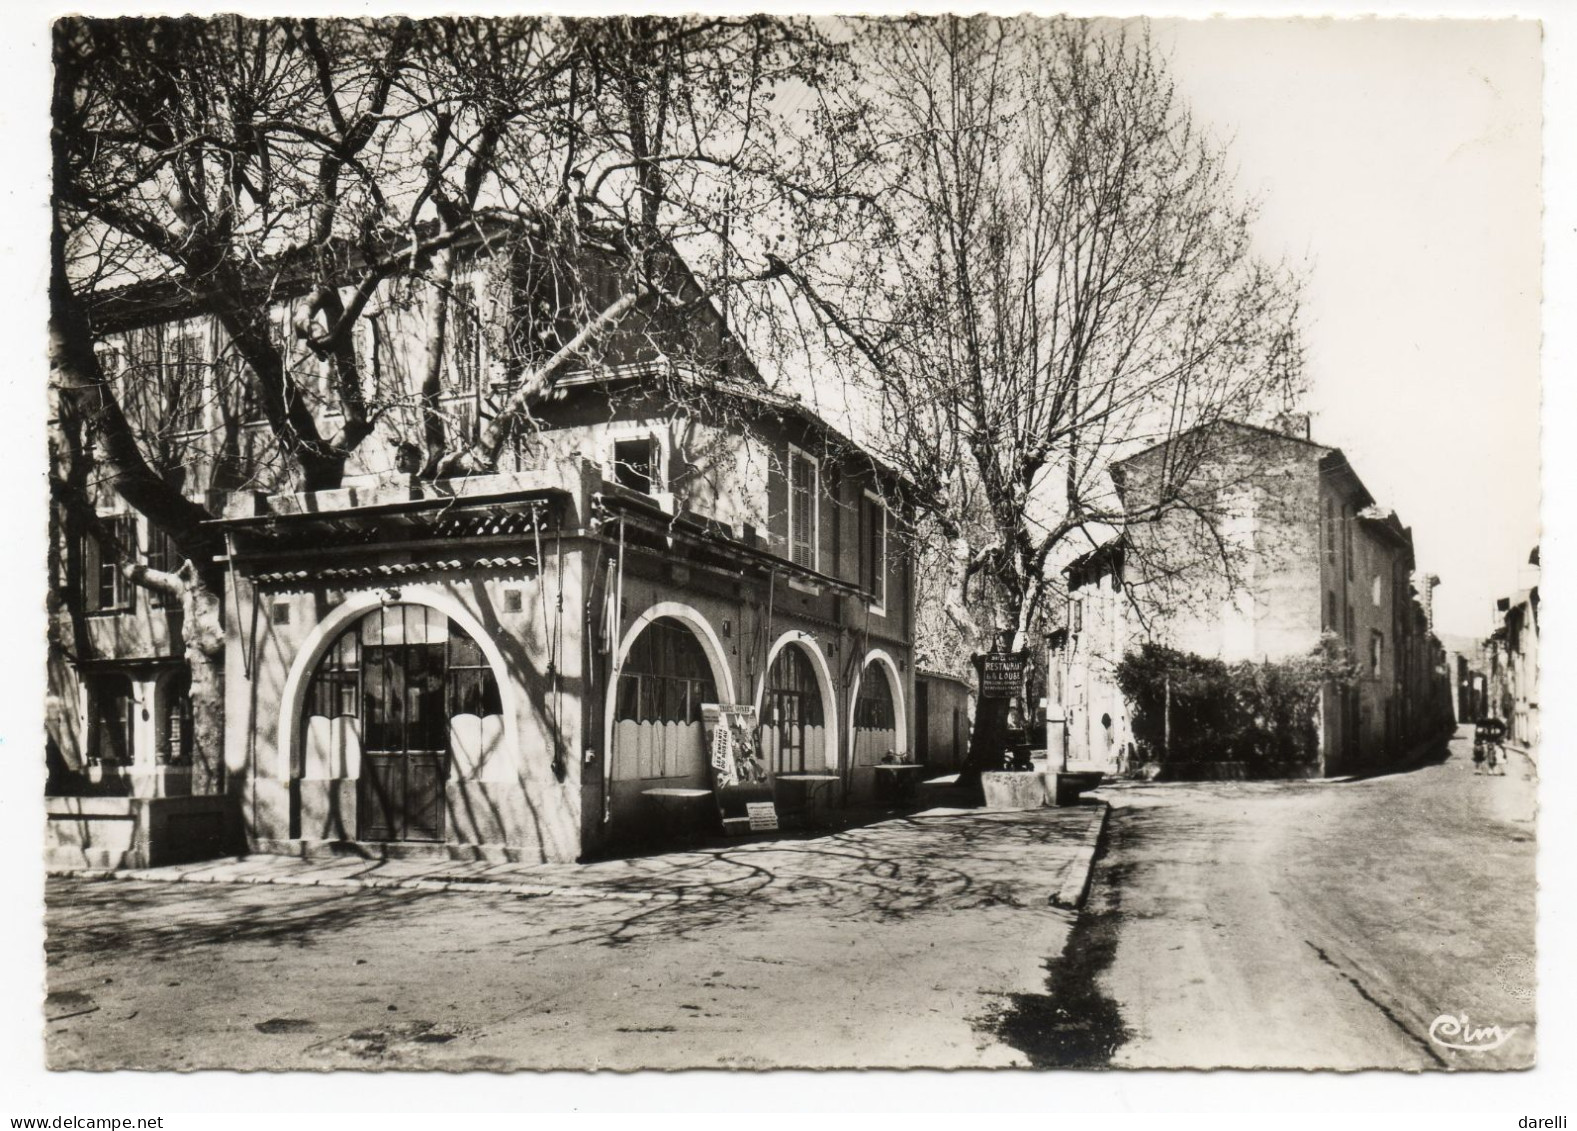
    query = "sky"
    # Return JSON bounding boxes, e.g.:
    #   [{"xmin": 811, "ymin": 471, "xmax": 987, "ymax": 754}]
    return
[{"xmin": 1154, "ymin": 18, "xmax": 1543, "ymax": 638}]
